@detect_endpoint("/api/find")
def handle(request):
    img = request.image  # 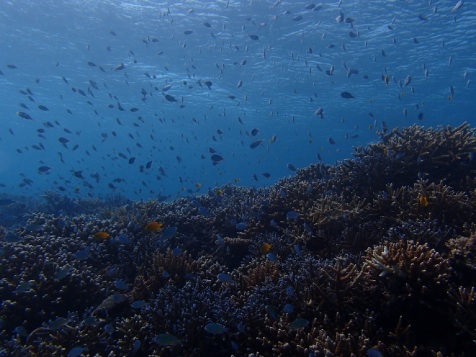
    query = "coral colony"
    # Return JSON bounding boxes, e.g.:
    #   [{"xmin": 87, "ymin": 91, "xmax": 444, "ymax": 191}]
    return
[{"xmin": 1, "ymin": 123, "xmax": 476, "ymax": 356}]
